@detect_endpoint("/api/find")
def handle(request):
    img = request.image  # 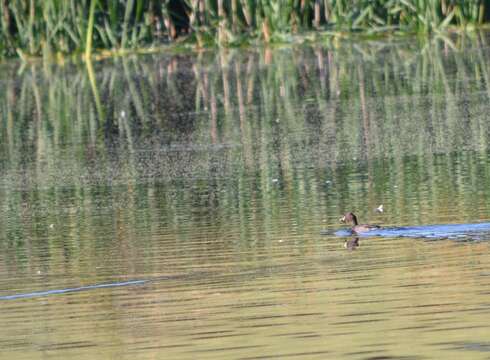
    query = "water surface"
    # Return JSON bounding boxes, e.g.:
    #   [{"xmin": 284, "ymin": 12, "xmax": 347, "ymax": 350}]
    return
[{"xmin": 1, "ymin": 32, "xmax": 490, "ymax": 359}]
